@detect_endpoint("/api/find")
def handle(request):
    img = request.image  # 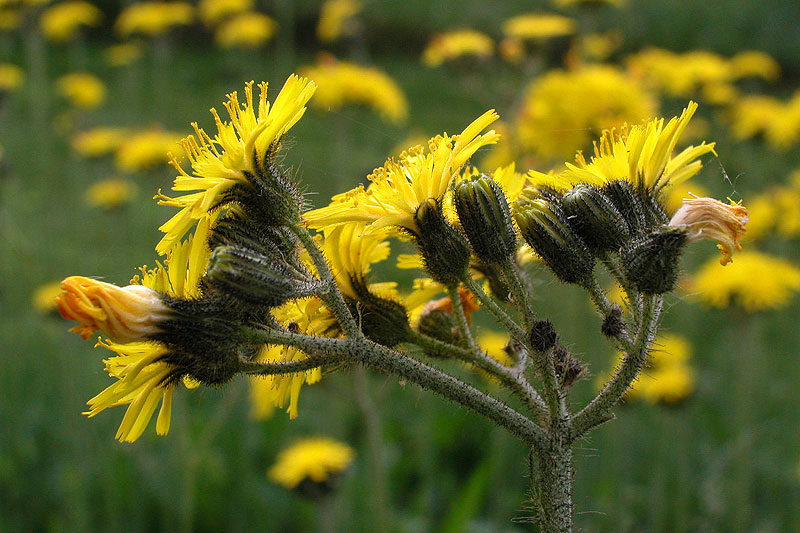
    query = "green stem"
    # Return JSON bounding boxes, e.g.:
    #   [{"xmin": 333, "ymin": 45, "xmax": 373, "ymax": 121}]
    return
[
  {"xmin": 247, "ymin": 327, "xmax": 548, "ymax": 448},
  {"xmin": 461, "ymin": 274, "xmax": 527, "ymax": 344},
  {"xmin": 601, "ymin": 256, "xmax": 642, "ymax": 319},
  {"xmin": 239, "ymin": 353, "xmax": 343, "ymax": 375},
  {"xmin": 447, "ymin": 283, "xmax": 479, "ymax": 353},
  {"xmin": 570, "ymin": 295, "xmax": 663, "ymax": 440},
  {"xmin": 500, "ymin": 259, "xmax": 535, "ymax": 329}
]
